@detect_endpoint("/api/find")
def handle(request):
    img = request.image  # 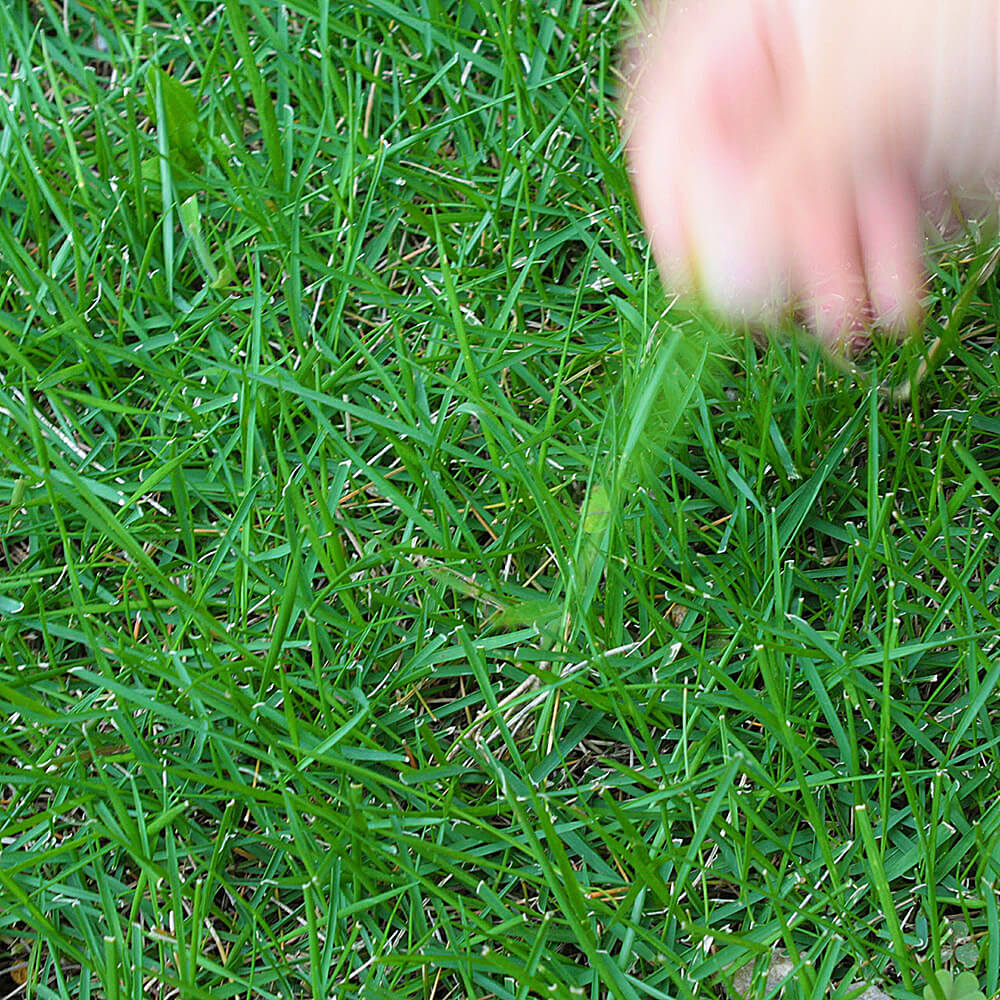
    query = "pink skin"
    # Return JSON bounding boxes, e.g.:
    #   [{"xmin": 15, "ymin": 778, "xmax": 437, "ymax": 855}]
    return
[{"xmin": 626, "ymin": 0, "xmax": 1000, "ymax": 350}]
